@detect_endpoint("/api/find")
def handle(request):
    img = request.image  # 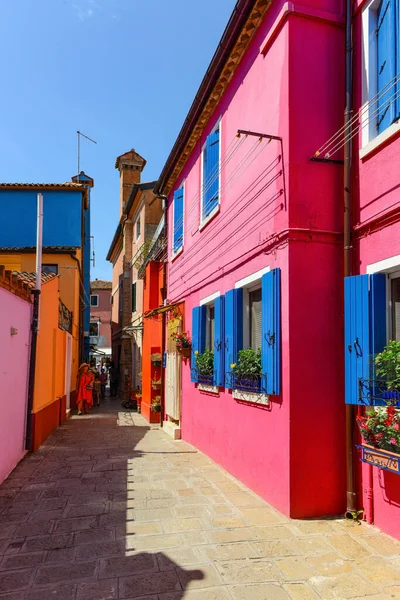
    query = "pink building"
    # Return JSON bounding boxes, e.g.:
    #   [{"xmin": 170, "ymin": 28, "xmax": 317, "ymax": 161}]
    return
[
  {"xmin": 0, "ymin": 267, "xmax": 31, "ymax": 484},
  {"xmin": 341, "ymin": 0, "xmax": 400, "ymax": 540},
  {"xmin": 90, "ymin": 280, "xmax": 112, "ymax": 361},
  {"xmin": 155, "ymin": 0, "xmax": 346, "ymax": 519}
]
